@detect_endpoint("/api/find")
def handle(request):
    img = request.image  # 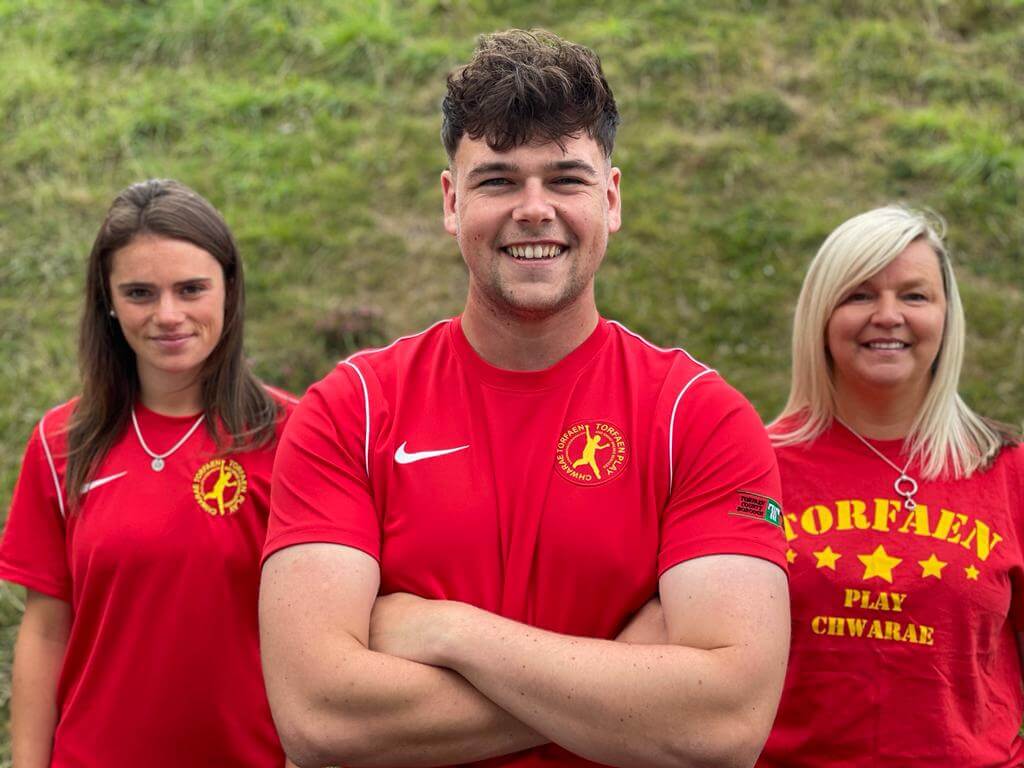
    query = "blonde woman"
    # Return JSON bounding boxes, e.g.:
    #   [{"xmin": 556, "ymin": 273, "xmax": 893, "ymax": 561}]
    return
[{"xmin": 759, "ymin": 206, "xmax": 1022, "ymax": 767}]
